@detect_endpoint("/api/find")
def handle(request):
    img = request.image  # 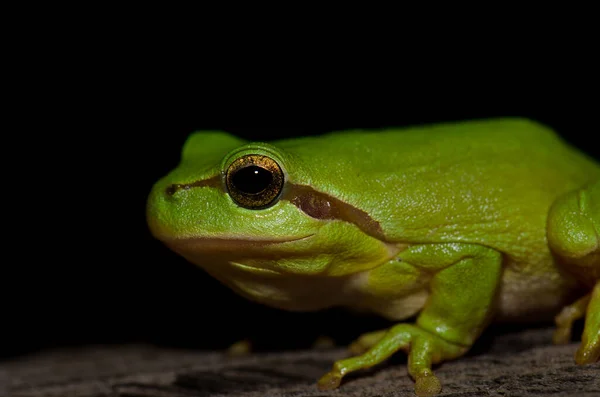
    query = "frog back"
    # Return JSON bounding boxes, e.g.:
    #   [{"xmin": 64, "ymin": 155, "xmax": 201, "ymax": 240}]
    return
[{"xmin": 274, "ymin": 118, "xmax": 600, "ymax": 262}]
